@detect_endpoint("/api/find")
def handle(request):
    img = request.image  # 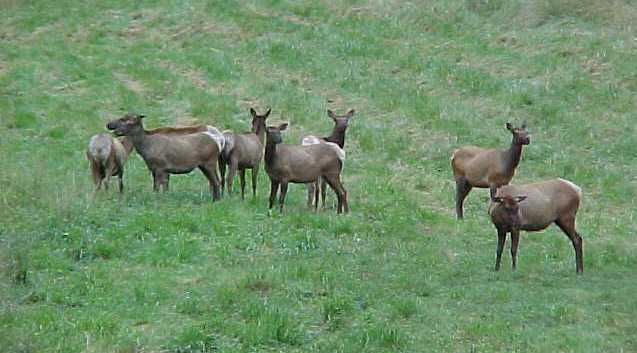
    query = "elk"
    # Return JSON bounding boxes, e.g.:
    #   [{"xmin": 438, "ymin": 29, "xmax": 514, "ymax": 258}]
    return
[
  {"xmin": 219, "ymin": 108, "xmax": 270, "ymax": 199},
  {"xmin": 106, "ymin": 113, "xmax": 224, "ymax": 200},
  {"xmin": 488, "ymin": 178, "xmax": 583, "ymax": 274},
  {"xmin": 451, "ymin": 122, "xmax": 530, "ymax": 219},
  {"xmin": 265, "ymin": 123, "xmax": 348, "ymax": 213},
  {"xmin": 86, "ymin": 133, "xmax": 134, "ymax": 193},
  {"xmin": 301, "ymin": 109, "xmax": 355, "ymax": 208}
]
